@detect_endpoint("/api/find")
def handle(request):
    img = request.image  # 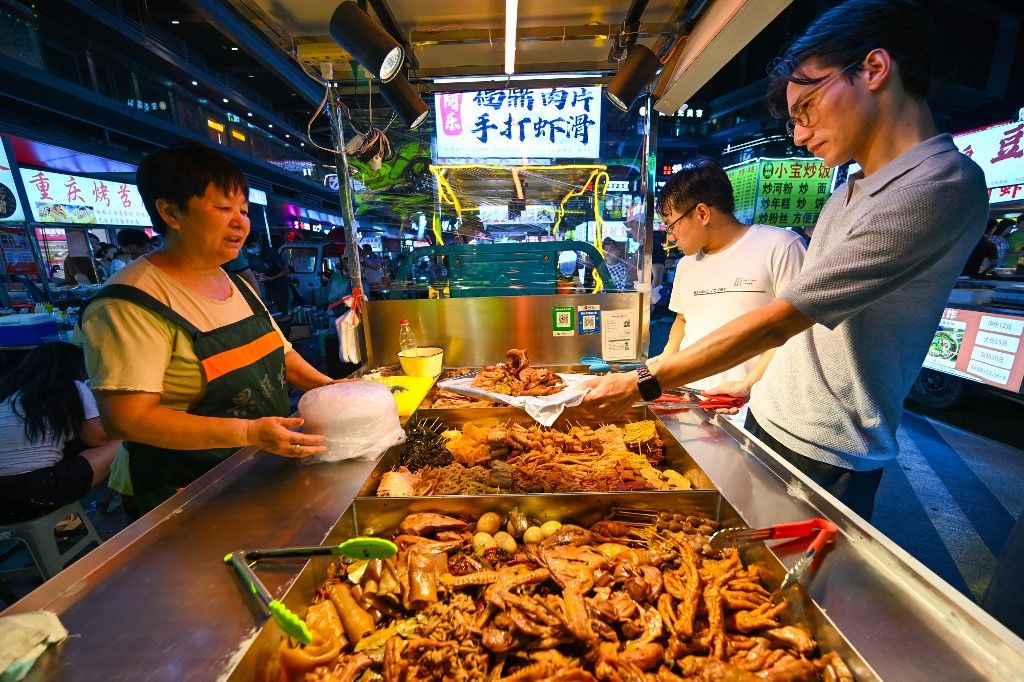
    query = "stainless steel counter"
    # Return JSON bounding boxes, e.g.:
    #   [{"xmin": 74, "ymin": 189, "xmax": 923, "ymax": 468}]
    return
[{"xmin": 5, "ymin": 408, "xmax": 1024, "ymax": 680}]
